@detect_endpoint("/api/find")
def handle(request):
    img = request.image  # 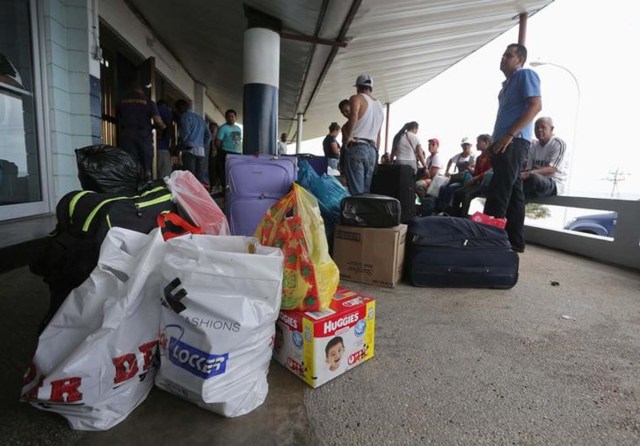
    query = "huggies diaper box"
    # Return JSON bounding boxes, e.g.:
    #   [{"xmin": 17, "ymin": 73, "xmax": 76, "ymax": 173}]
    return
[{"xmin": 273, "ymin": 287, "xmax": 375, "ymax": 388}]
